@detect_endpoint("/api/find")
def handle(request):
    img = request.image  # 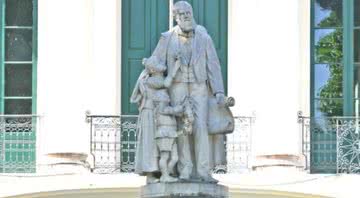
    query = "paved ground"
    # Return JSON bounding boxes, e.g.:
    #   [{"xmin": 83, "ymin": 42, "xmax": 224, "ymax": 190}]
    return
[{"xmin": 0, "ymin": 168, "xmax": 356, "ymax": 198}]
